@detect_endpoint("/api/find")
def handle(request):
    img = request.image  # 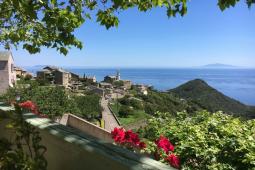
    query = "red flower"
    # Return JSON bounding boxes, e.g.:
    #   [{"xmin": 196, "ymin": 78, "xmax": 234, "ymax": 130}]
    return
[
  {"xmin": 139, "ymin": 142, "xmax": 146, "ymax": 149},
  {"xmin": 111, "ymin": 127, "xmax": 125, "ymax": 143},
  {"xmin": 124, "ymin": 130, "xmax": 140, "ymax": 146},
  {"xmin": 19, "ymin": 101, "xmax": 39, "ymax": 115},
  {"xmin": 166, "ymin": 154, "xmax": 180, "ymax": 169},
  {"xmin": 155, "ymin": 136, "xmax": 174, "ymax": 154},
  {"xmin": 111, "ymin": 128, "xmax": 147, "ymax": 150}
]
